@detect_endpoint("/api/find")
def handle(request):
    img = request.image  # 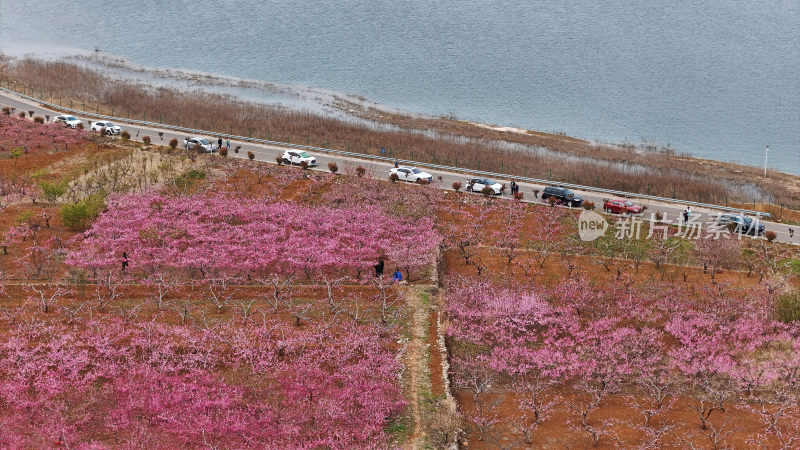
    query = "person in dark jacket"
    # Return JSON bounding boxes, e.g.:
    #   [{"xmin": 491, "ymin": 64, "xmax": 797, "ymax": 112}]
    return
[
  {"xmin": 217, "ymin": 138, "xmax": 223, "ymax": 150},
  {"xmin": 374, "ymin": 258, "xmax": 385, "ymax": 276}
]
